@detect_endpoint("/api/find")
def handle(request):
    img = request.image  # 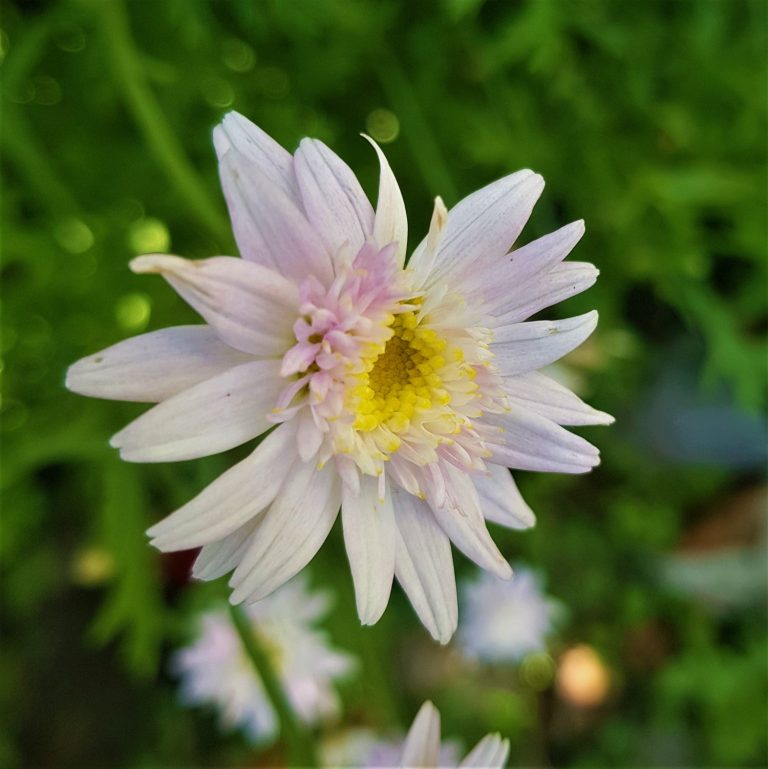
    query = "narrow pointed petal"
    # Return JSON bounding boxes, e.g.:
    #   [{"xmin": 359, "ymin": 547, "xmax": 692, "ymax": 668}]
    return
[
  {"xmin": 427, "ymin": 464, "xmax": 513, "ymax": 580},
  {"xmin": 459, "ymin": 734, "xmax": 511, "ymax": 769},
  {"xmin": 192, "ymin": 518, "xmax": 261, "ymax": 581},
  {"xmin": 213, "ymin": 112, "xmax": 297, "ymax": 202},
  {"xmin": 400, "ymin": 701, "xmax": 441, "ymax": 769},
  {"xmin": 489, "ymin": 408, "xmax": 601, "ymax": 474},
  {"xmin": 147, "ymin": 422, "xmax": 297, "ymax": 551},
  {"xmin": 66, "ymin": 326, "xmax": 250, "ymax": 403},
  {"xmin": 503, "ymin": 371, "xmax": 614, "ymax": 426},
  {"xmin": 490, "ymin": 262, "xmax": 599, "ymax": 325},
  {"xmin": 342, "ymin": 476, "xmax": 396, "ymax": 625},
  {"xmin": 130, "ymin": 255, "xmax": 298, "ymax": 357},
  {"xmin": 408, "ymin": 196, "xmax": 448, "ymax": 289},
  {"xmin": 228, "ymin": 462, "xmax": 341, "ymax": 604},
  {"xmin": 110, "ymin": 359, "xmax": 283, "ymax": 462},
  {"xmin": 467, "ymin": 219, "xmax": 585, "ymax": 312},
  {"xmin": 392, "ymin": 487, "xmax": 458, "ymax": 645},
  {"xmin": 217, "ymin": 151, "xmax": 333, "ymax": 283},
  {"xmin": 363, "ymin": 135, "xmax": 408, "ymax": 266},
  {"xmin": 410, "ymin": 170, "xmax": 544, "ymax": 286},
  {"xmin": 474, "ymin": 464, "xmax": 536, "ymax": 530},
  {"xmin": 490, "ymin": 311, "xmax": 598, "ymax": 377},
  {"xmin": 294, "ymin": 138, "xmax": 374, "ymax": 260}
]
